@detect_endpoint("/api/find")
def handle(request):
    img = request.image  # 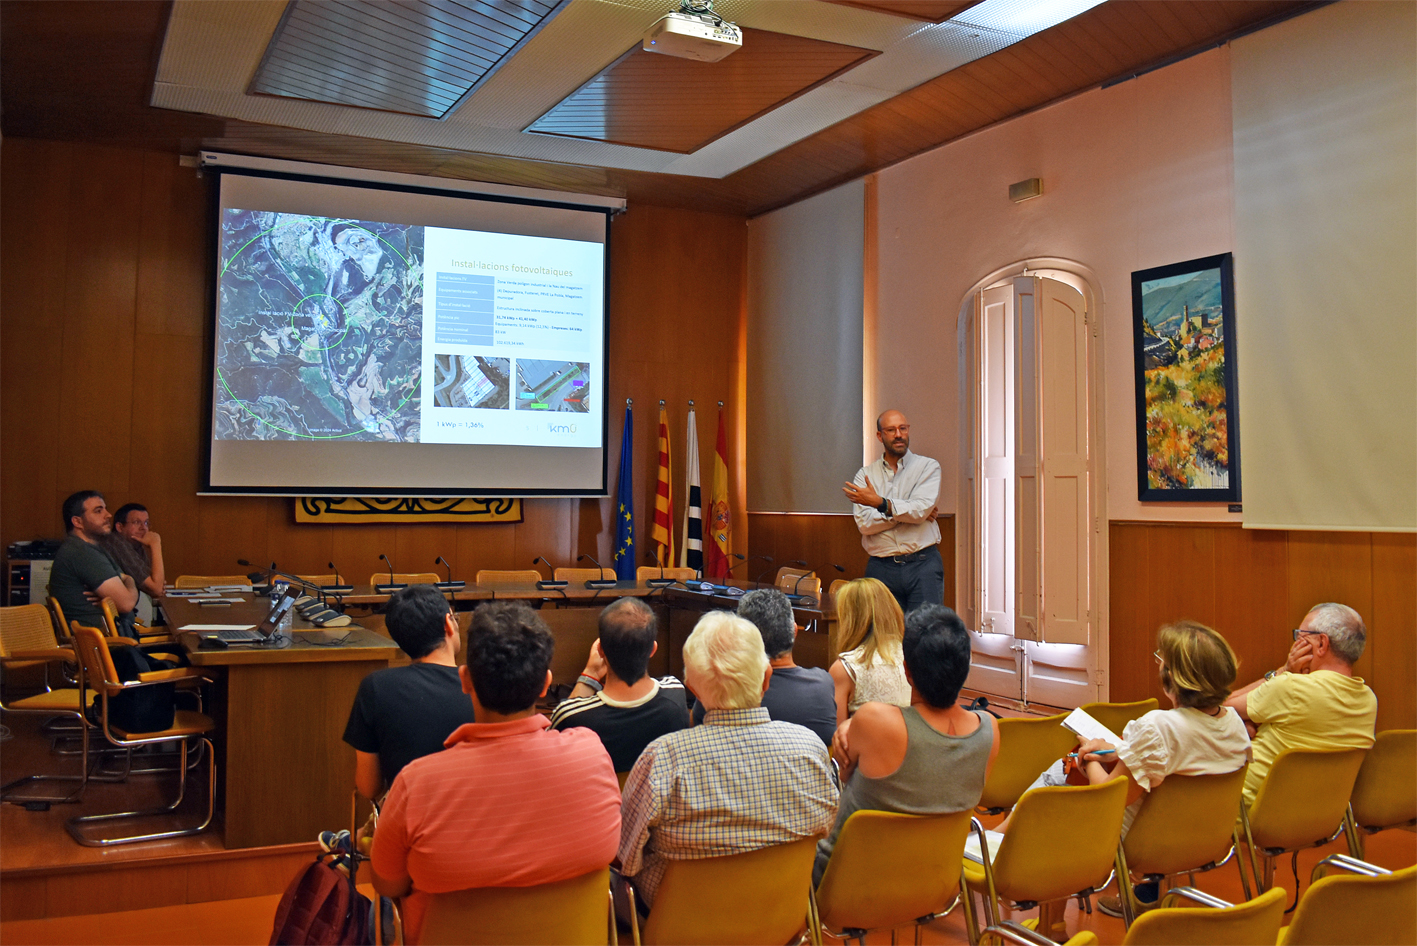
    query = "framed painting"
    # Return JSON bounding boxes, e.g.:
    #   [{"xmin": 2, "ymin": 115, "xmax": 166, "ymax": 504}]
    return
[{"xmin": 1132, "ymin": 253, "xmax": 1240, "ymax": 502}]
